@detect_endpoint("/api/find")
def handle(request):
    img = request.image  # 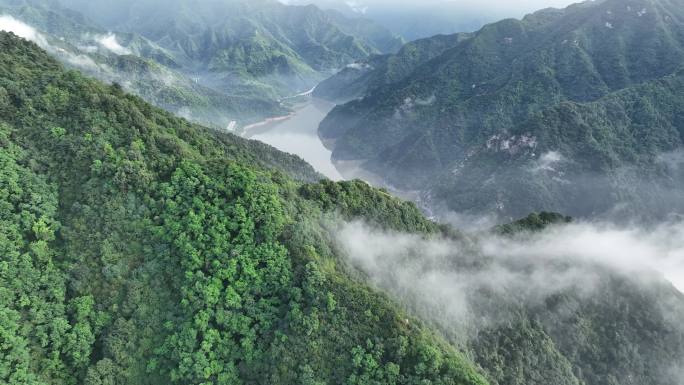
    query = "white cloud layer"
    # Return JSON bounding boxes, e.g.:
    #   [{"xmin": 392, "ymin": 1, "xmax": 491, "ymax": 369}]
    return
[
  {"xmin": 96, "ymin": 33, "xmax": 131, "ymax": 55},
  {"xmin": 0, "ymin": 14, "xmax": 48, "ymax": 47},
  {"xmin": 0, "ymin": 15, "xmax": 103, "ymax": 74},
  {"xmin": 336, "ymin": 219, "xmax": 684, "ymax": 324},
  {"xmin": 486, "ymin": 222, "xmax": 684, "ymax": 292}
]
